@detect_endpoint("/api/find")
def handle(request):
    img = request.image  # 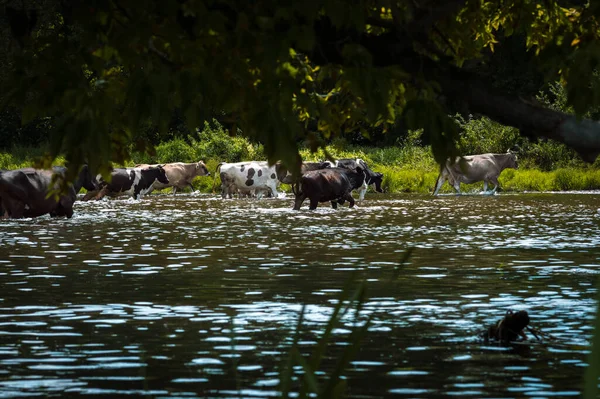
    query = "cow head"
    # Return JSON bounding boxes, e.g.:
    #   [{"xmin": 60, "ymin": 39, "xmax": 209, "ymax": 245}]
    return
[
  {"xmin": 367, "ymin": 172, "xmax": 384, "ymax": 193},
  {"xmin": 155, "ymin": 165, "xmax": 169, "ymax": 184},
  {"xmin": 196, "ymin": 161, "xmax": 210, "ymax": 176},
  {"xmin": 275, "ymin": 162, "xmax": 293, "ymax": 183},
  {"xmin": 506, "ymin": 152, "xmax": 519, "ymax": 170},
  {"xmin": 77, "ymin": 164, "xmax": 99, "ymax": 192}
]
